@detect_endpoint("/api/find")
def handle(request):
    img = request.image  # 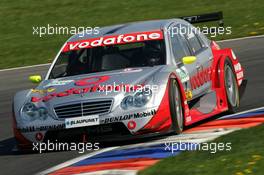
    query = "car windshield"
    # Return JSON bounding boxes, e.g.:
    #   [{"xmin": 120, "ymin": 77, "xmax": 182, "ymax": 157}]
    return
[{"xmin": 49, "ymin": 40, "xmax": 166, "ymax": 79}]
